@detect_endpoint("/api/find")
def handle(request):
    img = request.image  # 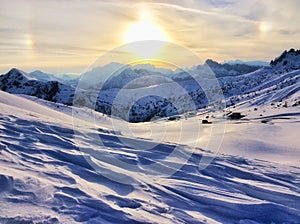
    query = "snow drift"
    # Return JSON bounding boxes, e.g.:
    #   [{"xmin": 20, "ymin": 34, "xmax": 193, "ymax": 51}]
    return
[{"xmin": 0, "ymin": 91, "xmax": 300, "ymax": 223}]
